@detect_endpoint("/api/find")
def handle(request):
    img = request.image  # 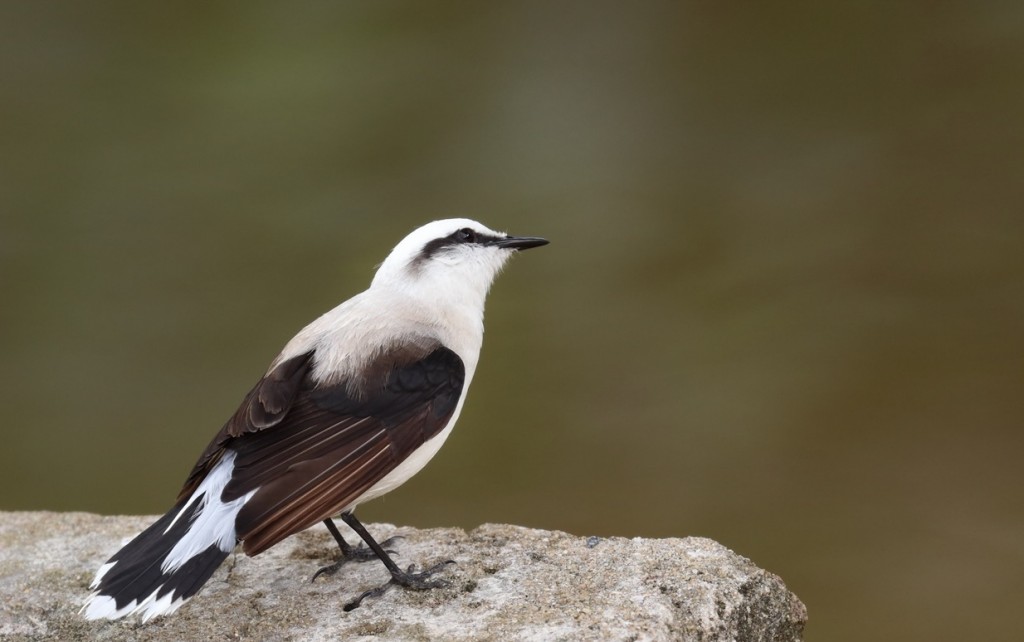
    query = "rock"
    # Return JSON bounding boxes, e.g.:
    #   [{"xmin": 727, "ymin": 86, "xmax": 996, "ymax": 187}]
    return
[{"xmin": 0, "ymin": 511, "xmax": 806, "ymax": 641}]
